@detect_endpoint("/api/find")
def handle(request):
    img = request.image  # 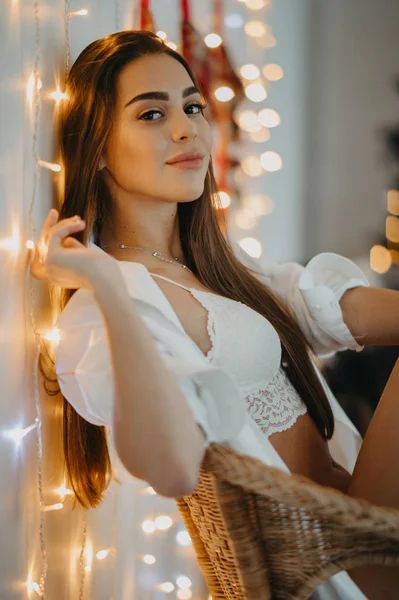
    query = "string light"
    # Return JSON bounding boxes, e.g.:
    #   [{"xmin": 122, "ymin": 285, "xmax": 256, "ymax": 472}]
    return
[
  {"xmin": 214, "ymin": 86, "xmax": 235, "ymax": 102},
  {"xmin": 204, "ymin": 33, "xmax": 223, "ymax": 48},
  {"xmin": 157, "ymin": 582, "xmax": 175, "ymax": 592},
  {"xmin": 260, "ymin": 150, "xmax": 283, "ymax": 171},
  {"xmin": 165, "ymin": 41, "xmax": 177, "ymax": 50},
  {"xmin": 68, "ymin": 9, "xmax": 88, "ymax": 17},
  {"xmin": 42, "ymin": 503, "xmax": 64, "ymax": 512},
  {"xmin": 37, "ymin": 159, "xmax": 62, "ymax": 172},
  {"xmin": 237, "ymin": 109, "xmax": 262, "ymax": 132},
  {"xmin": 386, "ymin": 215, "xmax": 399, "ymax": 243},
  {"xmin": 234, "ymin": 209, "xmax": 257, "ymax": 229},
  {"xmin": 257, "ymin": 108, "xmax": 280, "ymax": 128},
  {"xmin": 241, "ymin": 155, "xmax": 263, "ymax": 177},
  {"xmin": 242, "ymin": 193, "xmax": 274, "ymax": 216},
  {"xmin": 239, "ymin": 63, "xmax": 260, "ymax": 80},
  {"xmin": 244, "ymin": 82, "xmax": 267, "ymax": 102},
  {"xmin": 244, "ymin": 20, "xmax": 267, "ymax": 38},
  {"xmin": 49, "ymin": 87, "xmax": 68, "ymax": 103},
  {"xmin": 142, "ymin": 554, "xmax": 156, "ymax": 564},
  {"xmin": 238, "ymin": 237, "xmax": 262, "ymax": 258},
  {"xmin": 176, "ymin": 530, "xmax": 192, "ymax": 547},
  {"xmin": 156, "ymin": 30, "xmax": 167, "ymax": 40},
  {"xmin": 263, "ymin": 63, "xmax": 284, "ymax": 81},
  {"xmin": 4, "ymin": 420, "xmax": 39, "ymax": 445},
  {"xmin": 387, "ymin": 189, "xmax": 399, "ymax": 215},
  {"xmin": 249, "ymin": 127, "xmax": 270, "ymax": 142},
  {"xmin": 370, "ymin": 245, "xmax": 392, "ymax": 273},
  {"xmin": 27, "ymin": 2, "xmax": 48, "ymax": 595},
  {"xmin": 246, "ymin": 0, "xmax": 271, "ymax": 9}
]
